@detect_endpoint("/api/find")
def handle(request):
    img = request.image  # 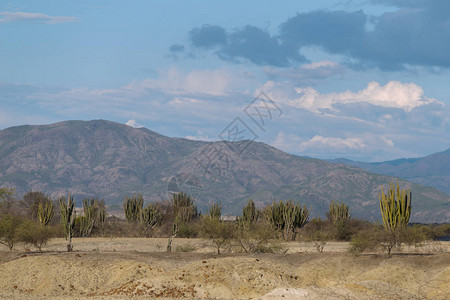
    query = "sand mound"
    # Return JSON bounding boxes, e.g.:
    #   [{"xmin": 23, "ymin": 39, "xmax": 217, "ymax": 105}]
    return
[{"xmin": 1, "ymin": 242, "xmax": 449, "ymax": 299}]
